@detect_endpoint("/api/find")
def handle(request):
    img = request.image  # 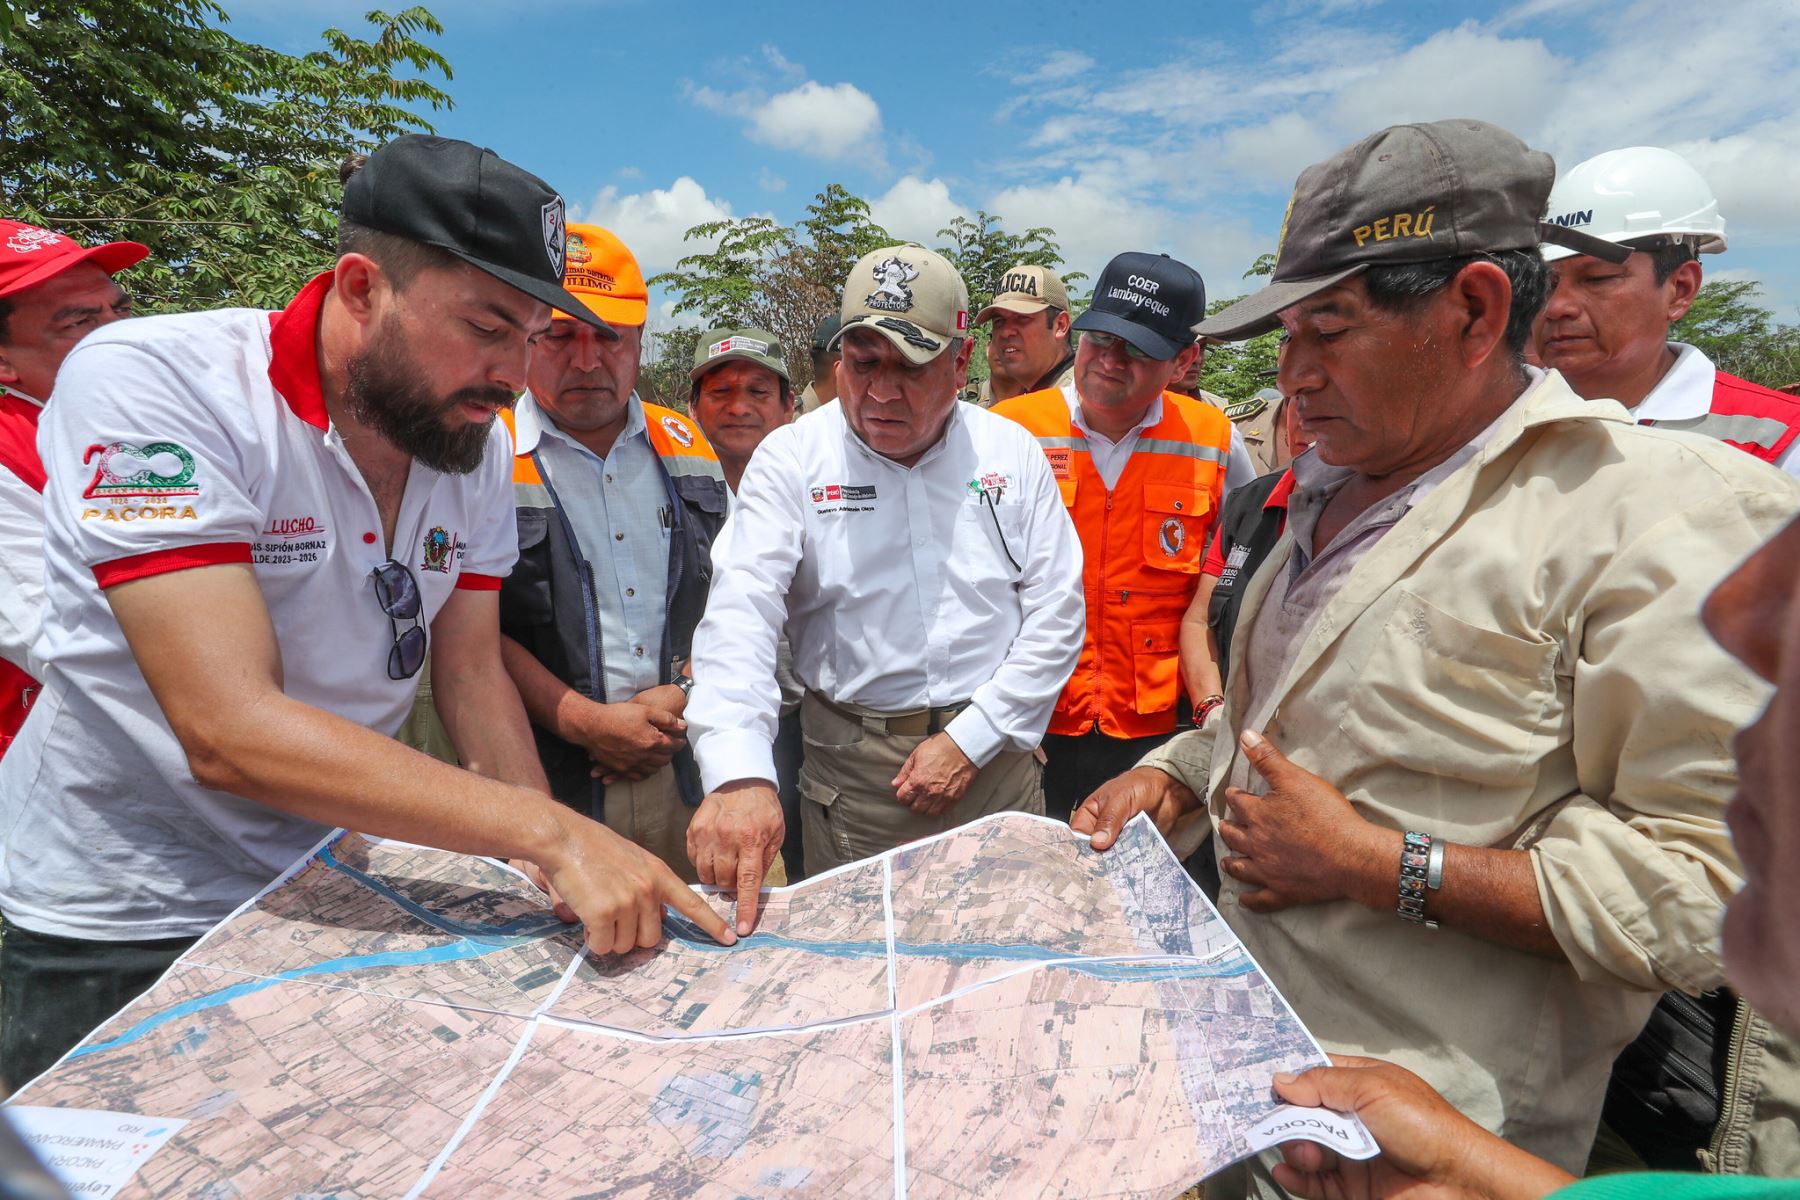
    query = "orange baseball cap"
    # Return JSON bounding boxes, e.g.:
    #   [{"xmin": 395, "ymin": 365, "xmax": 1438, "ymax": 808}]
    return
[{"xmin": 555, "ymin": 223, "xmax": 647, "ymax": 327}]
